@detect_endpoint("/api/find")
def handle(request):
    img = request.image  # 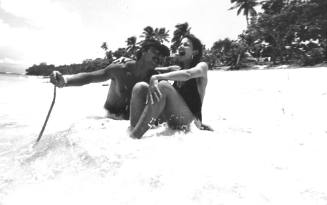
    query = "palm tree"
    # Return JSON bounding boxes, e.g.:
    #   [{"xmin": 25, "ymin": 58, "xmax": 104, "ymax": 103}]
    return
[
  {"xmin": 212, "ymin": 38, "xmax": 233, "ymax": 53},
  {"xmin": 140, "ymin": 26, "xmax": 156, "ymax": 41},
  {"xmin": 139, "ymin": 26, "xmax": 170, "ymax": 44},
  {"xmin": 229, "ymin": 0, "xmax": 258, "ymax": 26},
  {"xmin": 101, "ymin": 42, "xmax": 113, "ymax": 61},
  {"xmin": 154, "ymin": 27, "xmax": 170, "ymax": 43},
  {"xmin": 171, "ymin": 22, "xmax": 191, "ymax": 53},
  {"xmin": 211, "ymin": 38, "xmax": 233, "ymax": 64},
  {"xmin": 113, "ymin": 48, "xmax": 127, "ymax": 59},
  {"xmin": 101, "ymin": 42, "xmax": 108, "ymax": 51},
  {"xmin": 105, "ymin": 50, "xmax": 113, "ymax": 62},
  {"xmin": 126, "ymin": 36, "xmax": 138, "ymax": 58}
]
